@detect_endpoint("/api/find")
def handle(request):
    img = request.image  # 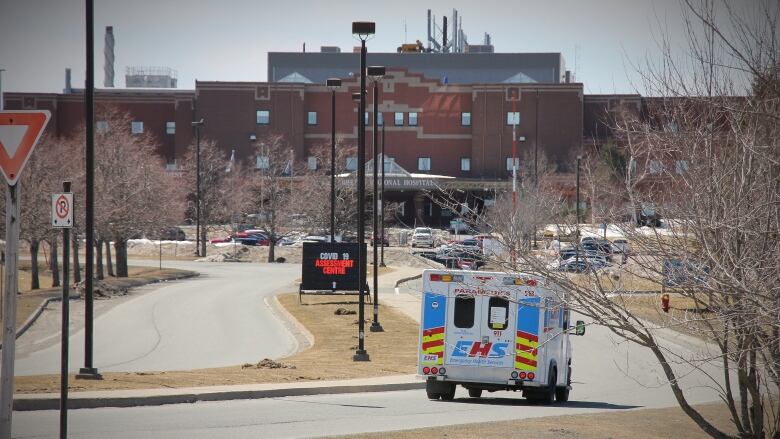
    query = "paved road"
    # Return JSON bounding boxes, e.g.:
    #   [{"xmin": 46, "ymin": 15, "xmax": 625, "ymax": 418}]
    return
[
  {"xmin": 13, "ymin": 300, "xmax": 724, "ymax": 438},
  {"xmin": 14, "ymin": 260, "xmax": 302, "ymax": 374}
]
